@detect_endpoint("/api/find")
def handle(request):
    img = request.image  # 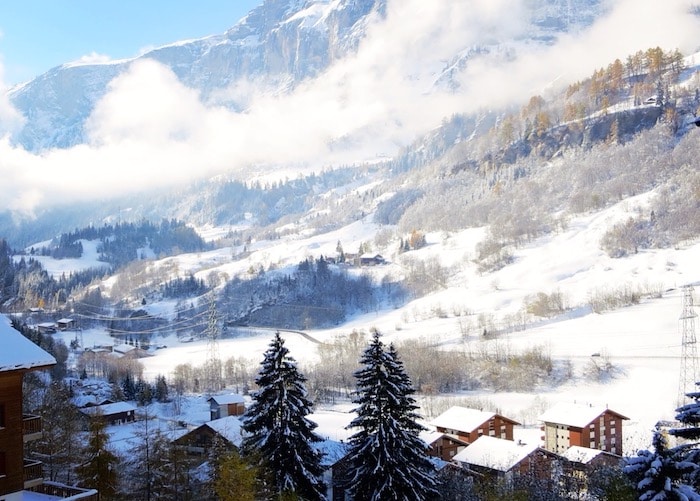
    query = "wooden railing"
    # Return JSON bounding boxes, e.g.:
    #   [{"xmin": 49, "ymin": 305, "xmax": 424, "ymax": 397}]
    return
[
  {"xmin": 30, "ymin": 481, "xmax": 99, "ymax": 500},
  {"xmin": 23, "ymin": 458, "xmax": 43, "ymax": 487},
  {"xmin": 23, "ymin": 414, "xmax": 42, "ymax": 435}
]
